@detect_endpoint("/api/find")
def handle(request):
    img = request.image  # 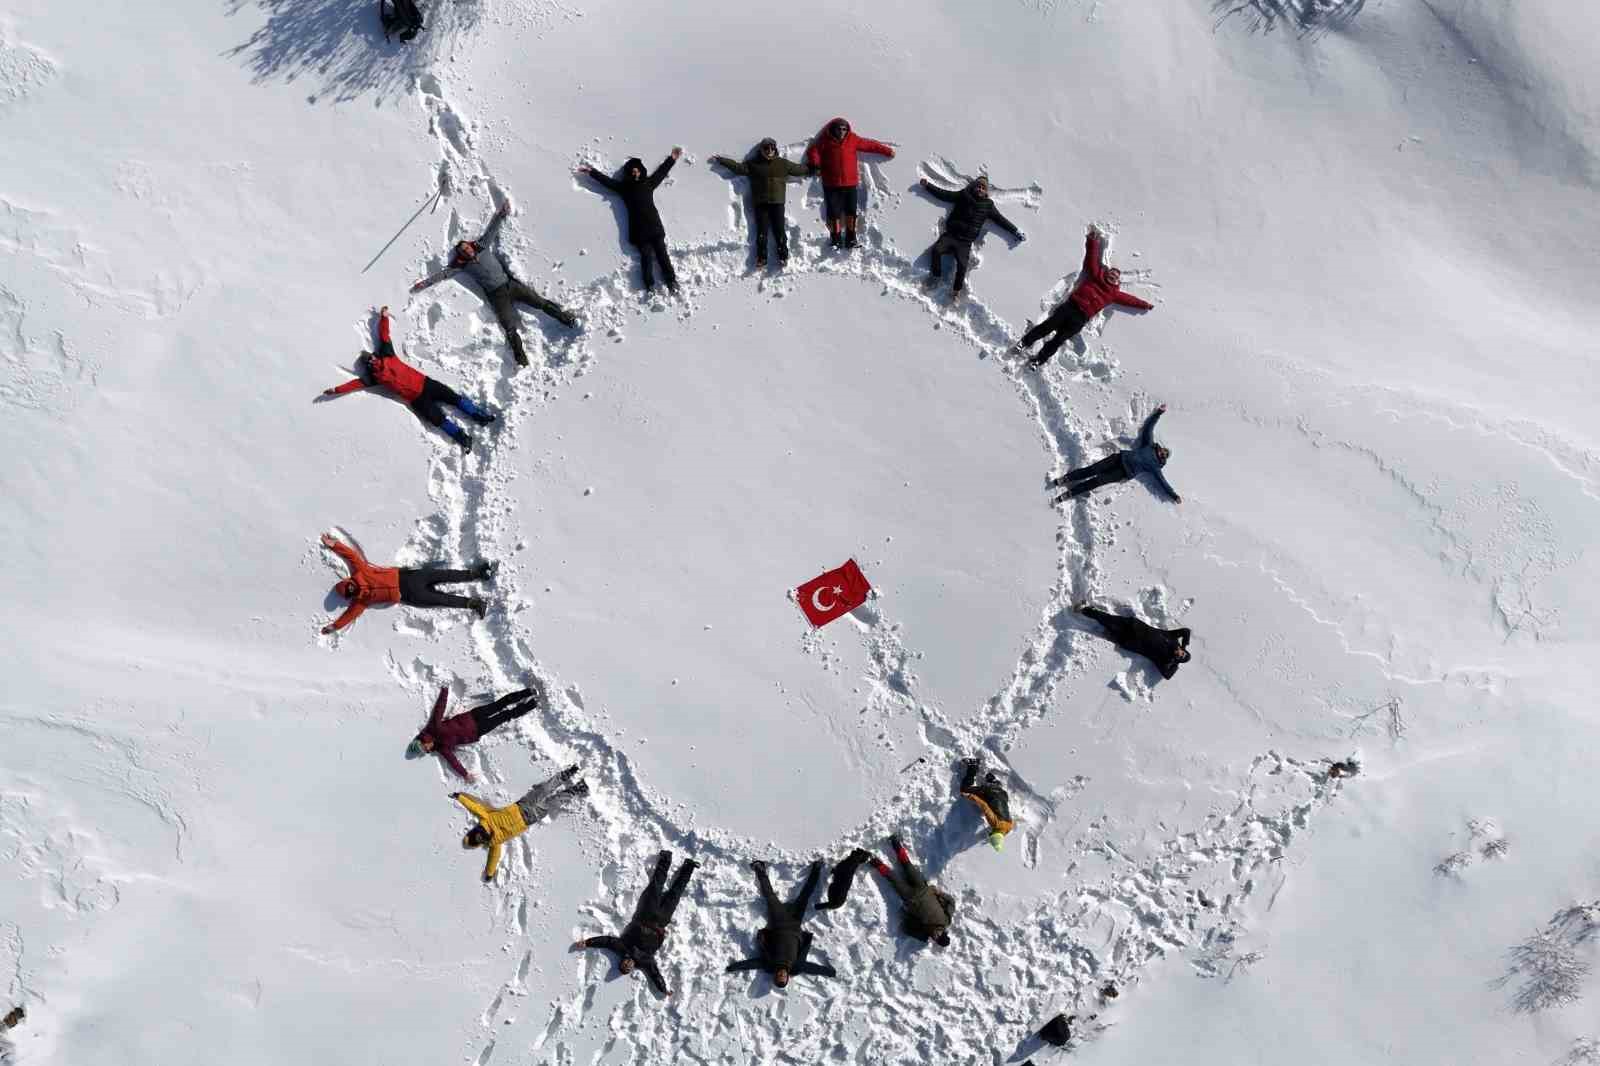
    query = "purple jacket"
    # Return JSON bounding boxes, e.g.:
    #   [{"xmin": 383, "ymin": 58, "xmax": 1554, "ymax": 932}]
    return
[{"xmin": 416, "ymin": 687, "xmax": 482, "ymax": 780}]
